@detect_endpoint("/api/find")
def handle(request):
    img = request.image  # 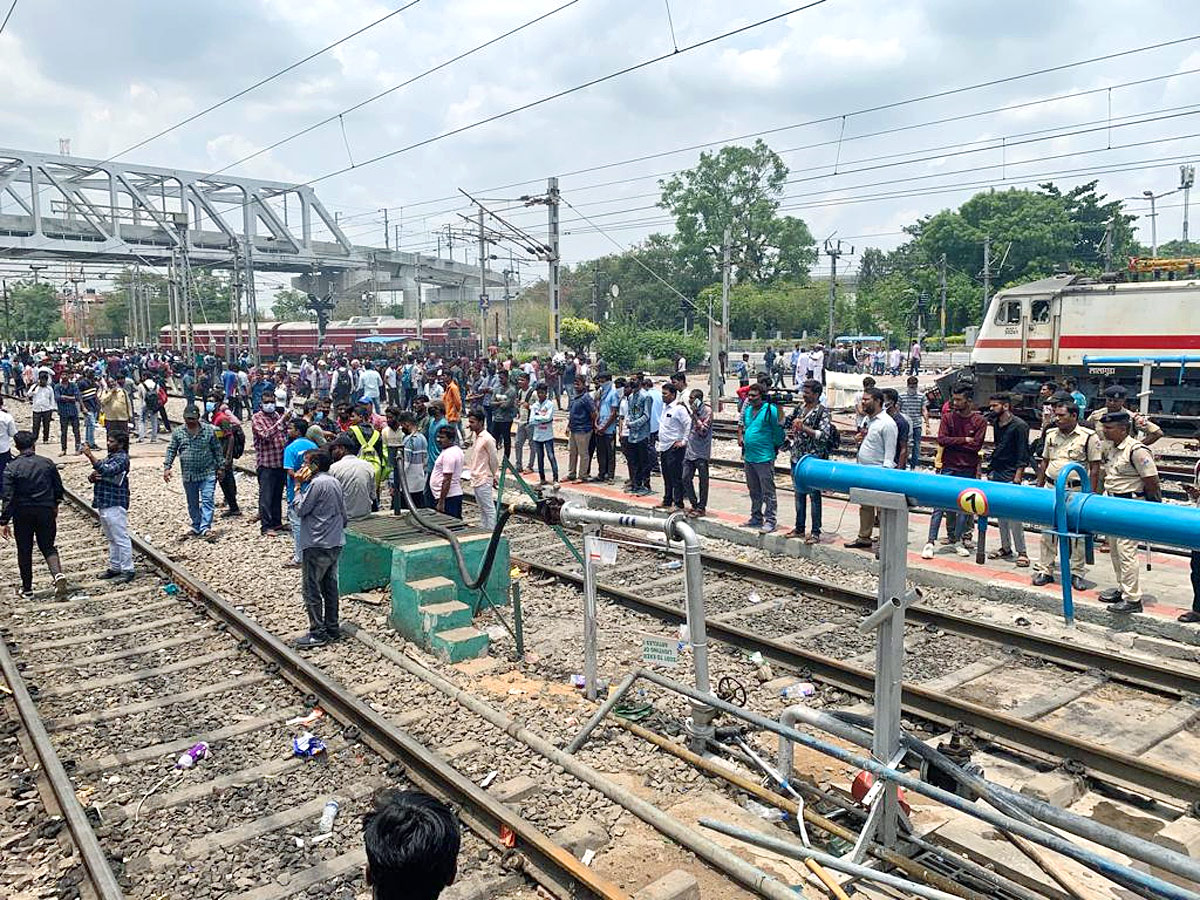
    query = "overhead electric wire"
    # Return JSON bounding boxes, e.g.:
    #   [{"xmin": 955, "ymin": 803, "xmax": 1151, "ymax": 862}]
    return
[
  {"xmin": 0, "ymin": 0, "xmax": 17, "ymax": 37},
  {"xmin": 302, "ymin": 0, "xmax": 834, "ymax": 188},
  {"xmin": 208, "ymin": 0, "xmax": 582, "ymax": 179},
  {"xmin": 392, "ymin": 35, "xmax": 1200, "ymax": 215}
]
